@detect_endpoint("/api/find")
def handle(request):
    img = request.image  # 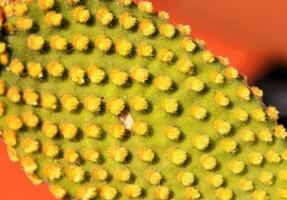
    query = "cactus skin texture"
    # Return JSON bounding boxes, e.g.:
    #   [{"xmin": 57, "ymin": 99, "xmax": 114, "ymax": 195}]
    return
[{"xmin": 0, "ymin": 0, "xmax": 287, "ymax": 199}]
